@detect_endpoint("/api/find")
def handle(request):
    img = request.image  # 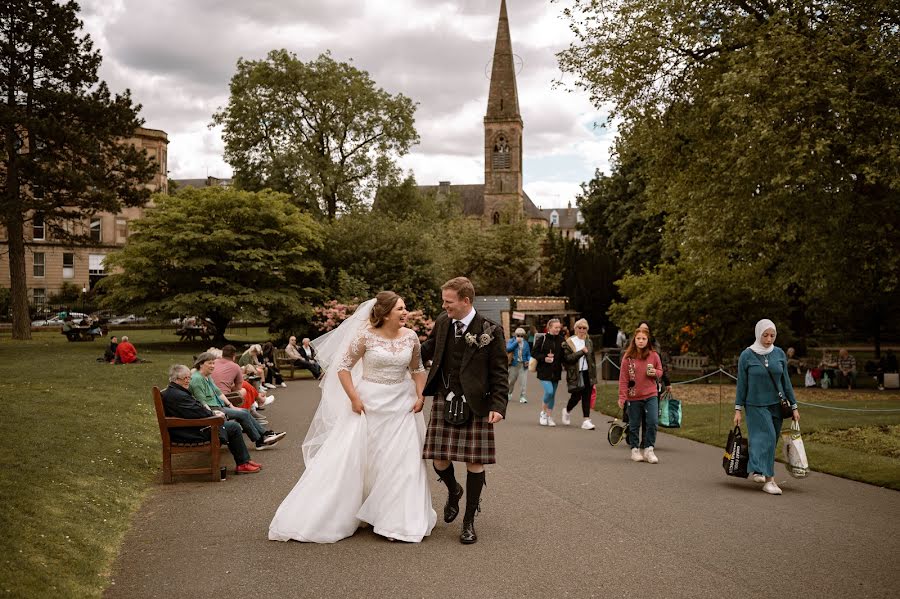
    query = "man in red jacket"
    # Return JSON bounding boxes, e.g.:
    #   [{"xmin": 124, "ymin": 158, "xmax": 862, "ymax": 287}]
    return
[{"xmin": 114, "ymin": 336, "xmax": 138, "ymax": 364}]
